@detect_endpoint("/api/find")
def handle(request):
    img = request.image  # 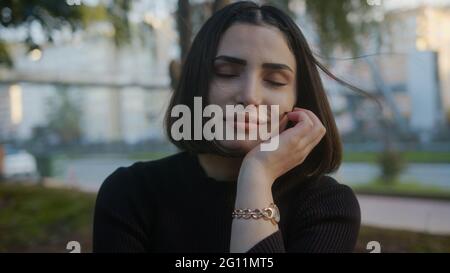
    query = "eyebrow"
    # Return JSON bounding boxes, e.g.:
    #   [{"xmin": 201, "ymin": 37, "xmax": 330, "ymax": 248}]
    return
[{"xmin": 214, "ymin": 55, "xmax": 293, "ymax": 73}]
